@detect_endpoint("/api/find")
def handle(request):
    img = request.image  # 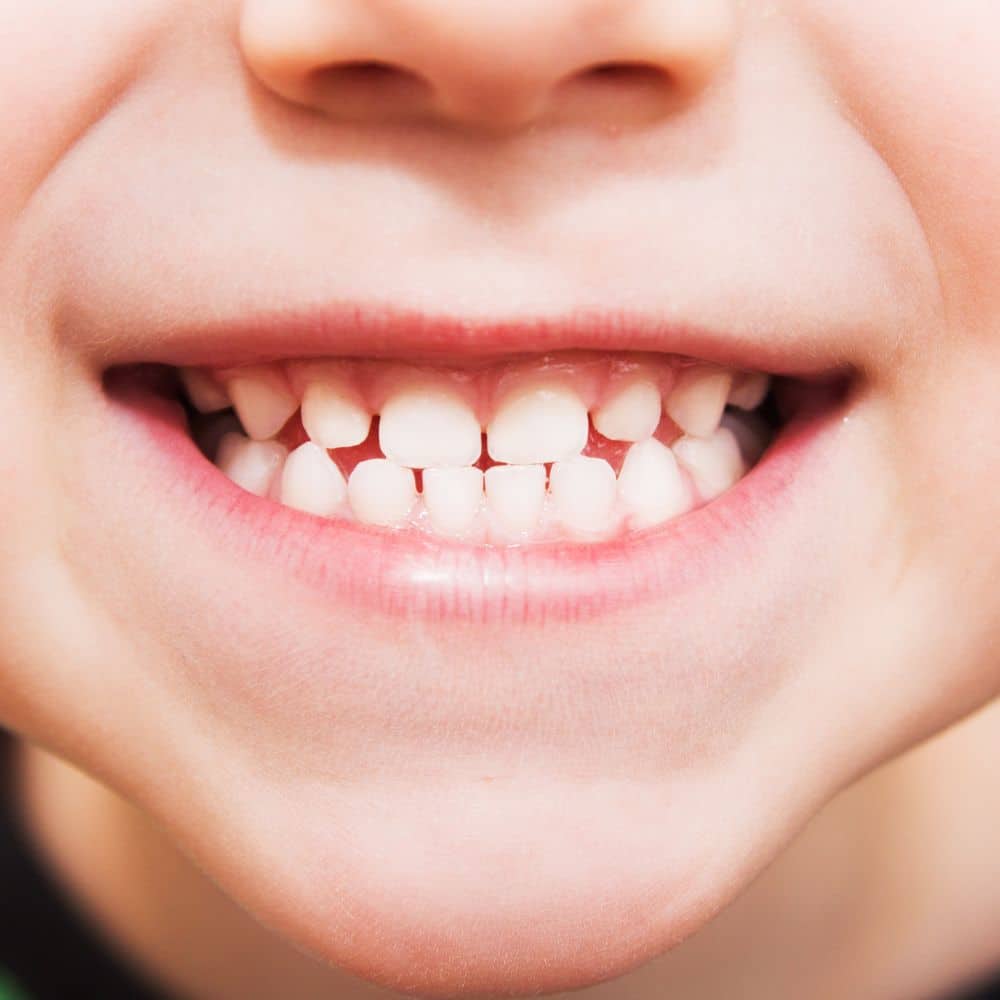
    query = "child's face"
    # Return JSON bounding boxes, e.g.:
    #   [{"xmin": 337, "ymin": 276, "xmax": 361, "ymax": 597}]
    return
[{"xmin": 2, "ymin": 1, "xmax": 999, "ymax": 995}]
